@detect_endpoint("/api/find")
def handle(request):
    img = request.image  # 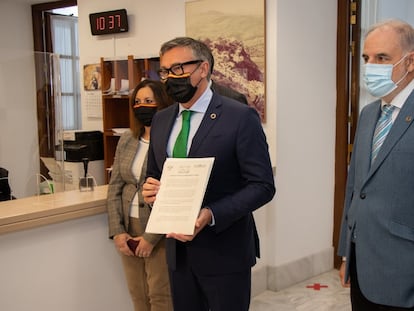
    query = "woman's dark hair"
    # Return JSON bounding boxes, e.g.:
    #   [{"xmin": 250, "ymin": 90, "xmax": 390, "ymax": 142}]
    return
[{"xmin": 130, "ymin": 79, "xmax": 173, "ymax": 138}]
